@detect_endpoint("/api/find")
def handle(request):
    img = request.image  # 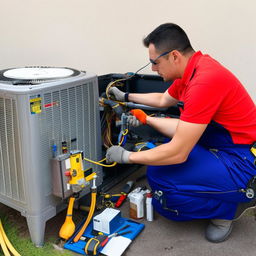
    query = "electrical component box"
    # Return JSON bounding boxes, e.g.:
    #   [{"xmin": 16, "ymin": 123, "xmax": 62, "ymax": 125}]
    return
[
  {"xmin": 51, "ymin": 153, "xmax": 73, "ymax": 199},
  {"xmin": 93, "ymin": 208, "xmax": 122, "ymax": 234}
]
